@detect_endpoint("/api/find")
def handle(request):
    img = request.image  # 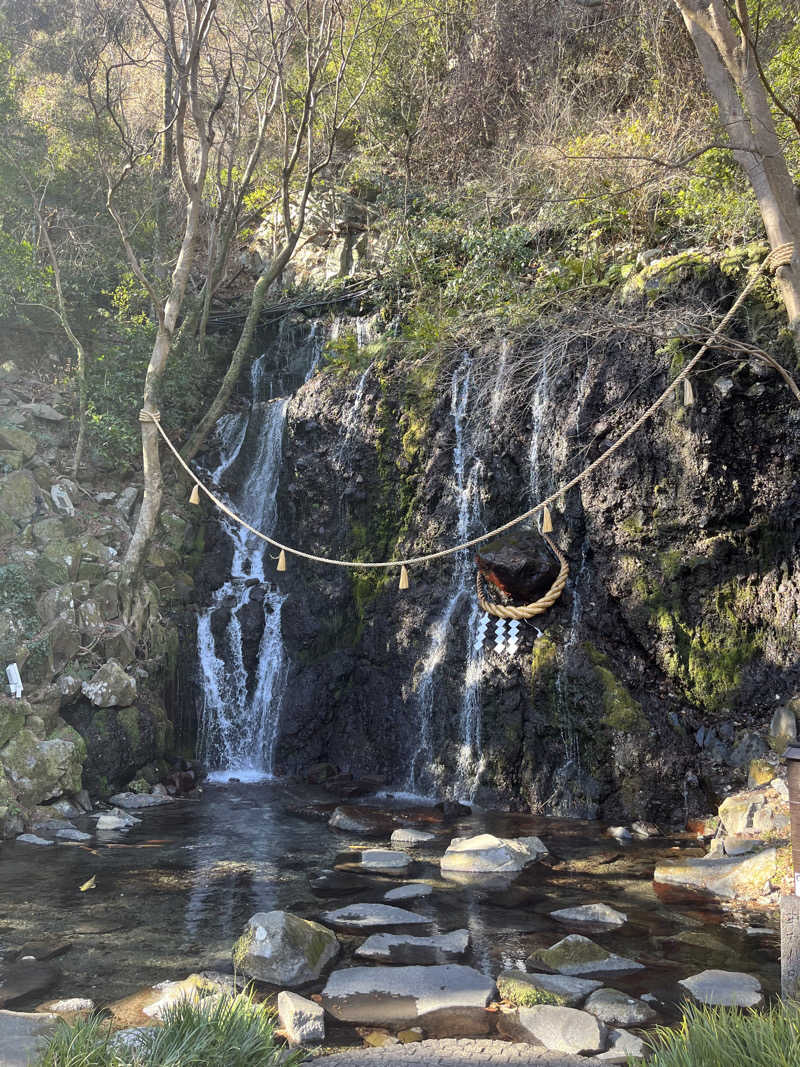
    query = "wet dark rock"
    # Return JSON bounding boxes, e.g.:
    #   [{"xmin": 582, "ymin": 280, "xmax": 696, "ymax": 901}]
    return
[
  {"xmin": 12, "ymin": 942, "xmax": 71, "ymax": 962},
  {"xmin": 308, "ymin": 869, "xmax": 373, "ymax": 896},
  {"xmin": 475, "ymin": 532, "xmax": 561, "ymax": 601},
  {"xmin": 0, "ymin": 959, "xmax": 61, "ymax": 1007}
]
